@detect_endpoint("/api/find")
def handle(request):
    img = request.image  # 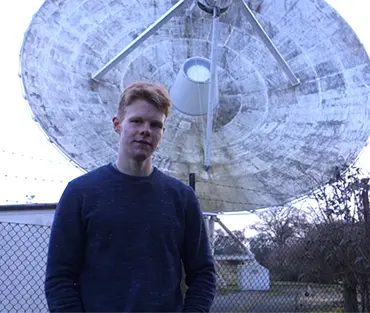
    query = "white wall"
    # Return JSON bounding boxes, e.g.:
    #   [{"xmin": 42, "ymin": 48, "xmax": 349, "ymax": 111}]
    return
[{"xmin": 0, "ymin": 209, "xmax": 55, "ymax": 226}]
